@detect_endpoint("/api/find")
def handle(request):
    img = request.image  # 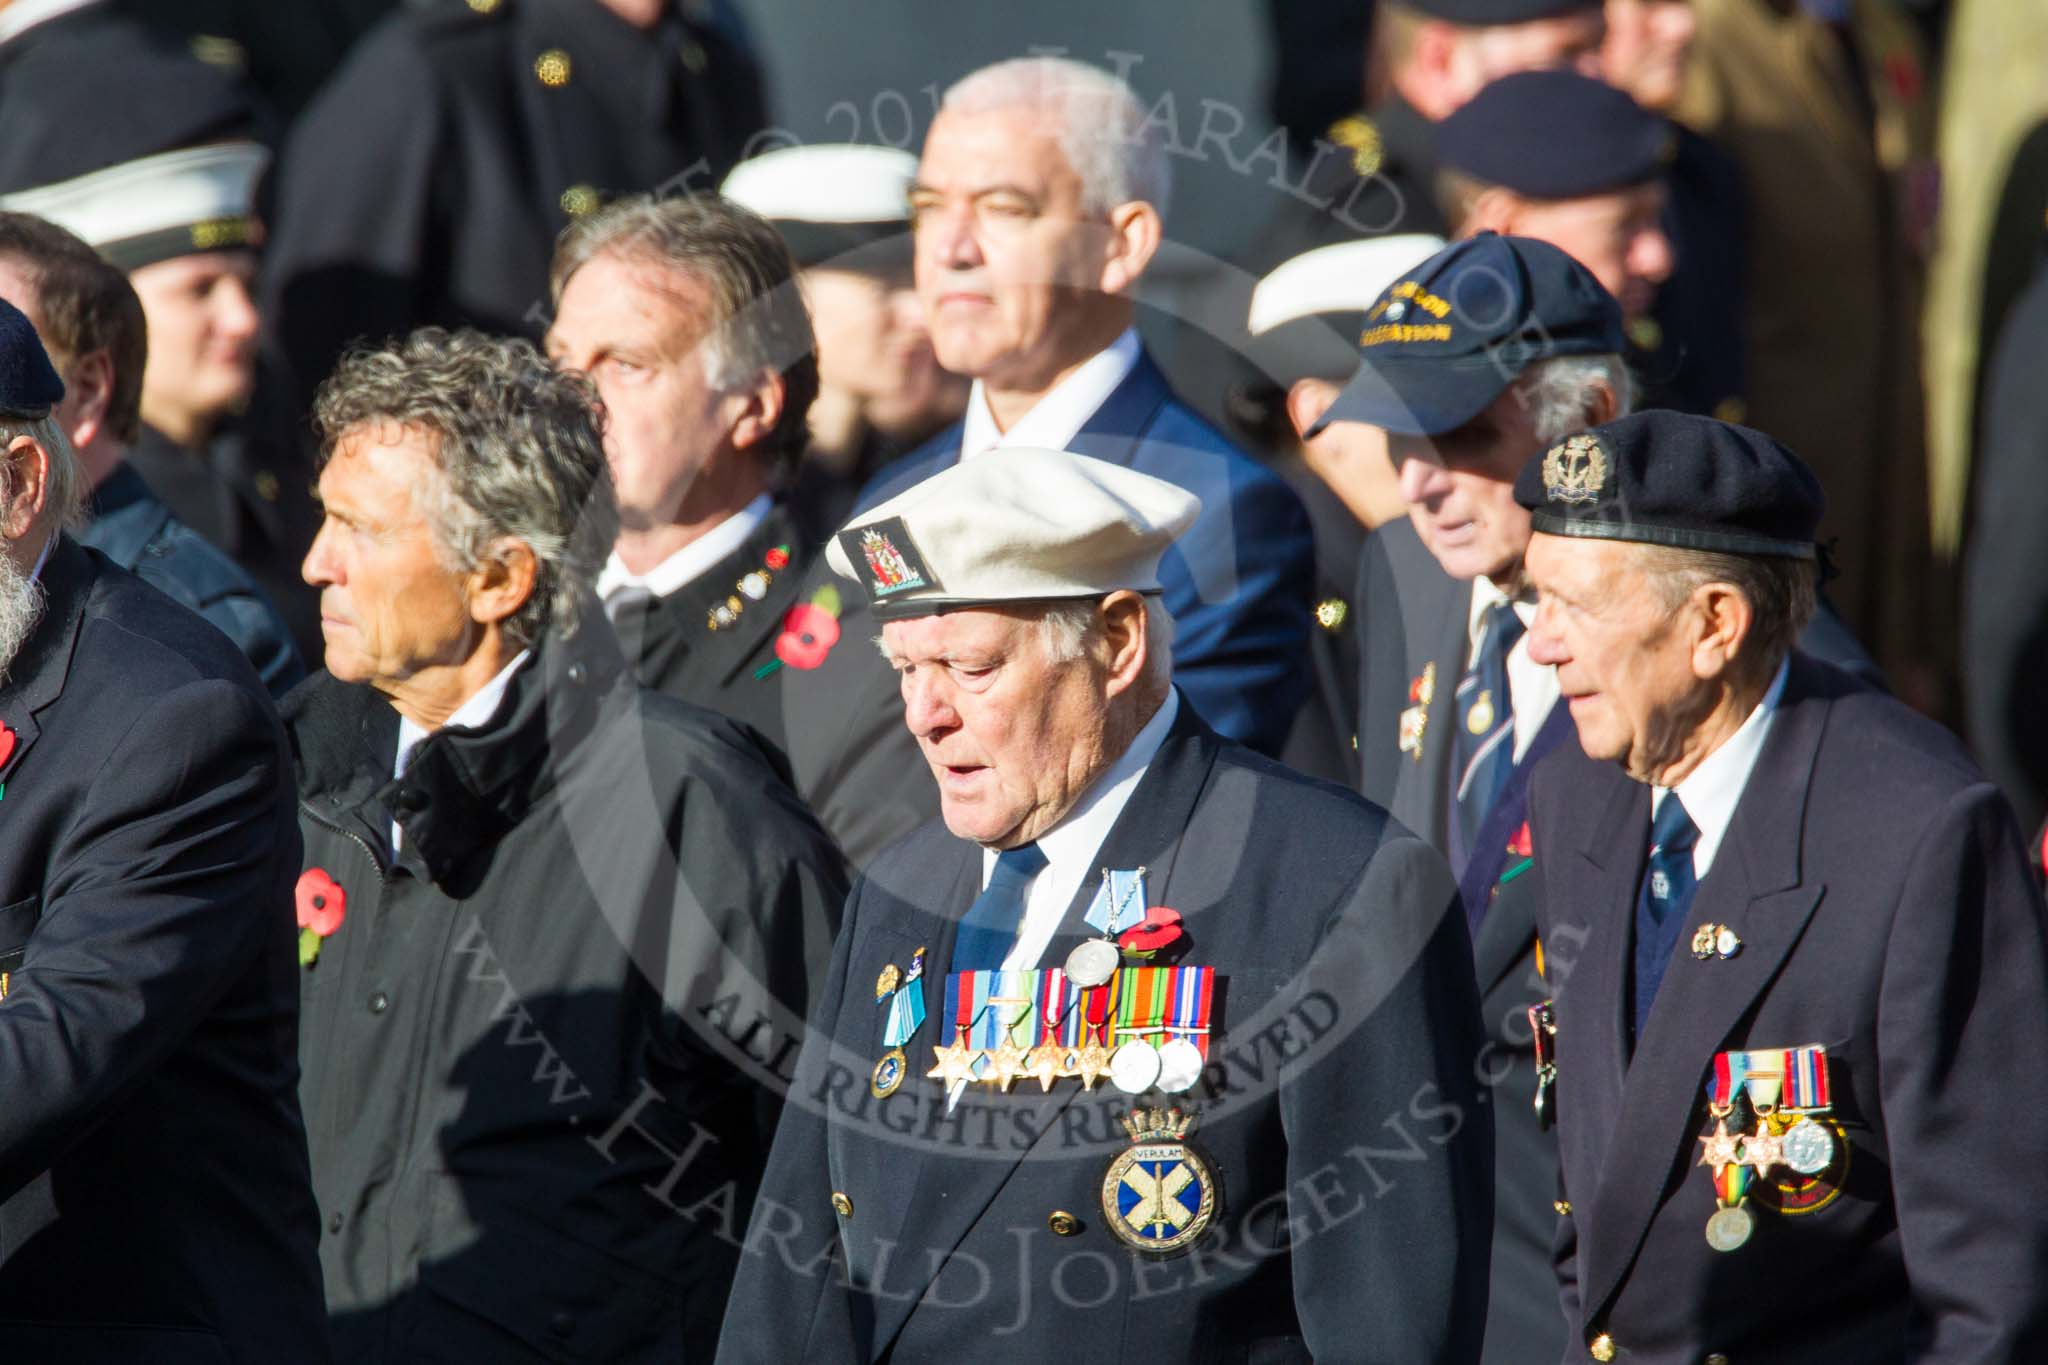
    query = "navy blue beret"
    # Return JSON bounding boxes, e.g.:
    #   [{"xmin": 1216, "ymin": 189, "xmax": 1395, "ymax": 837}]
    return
[
  {"xmin": 1514, "ymin": 410, "xmax": 1824, "ymax": 559},
  {"xmin": 0, "ymin": 296, "xmax": 63, "ymax": 414},
  {"xmin": 1438, "ymin": 71, "xmax": 1672, "ymax": 199},
  {"xmin": 1402, "ymin": 0, "xmax": 1603, "ymax": 23},
  {"xmin": 1310, "ymin": 232, "xmax": 1626, "ymax": 437}
]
